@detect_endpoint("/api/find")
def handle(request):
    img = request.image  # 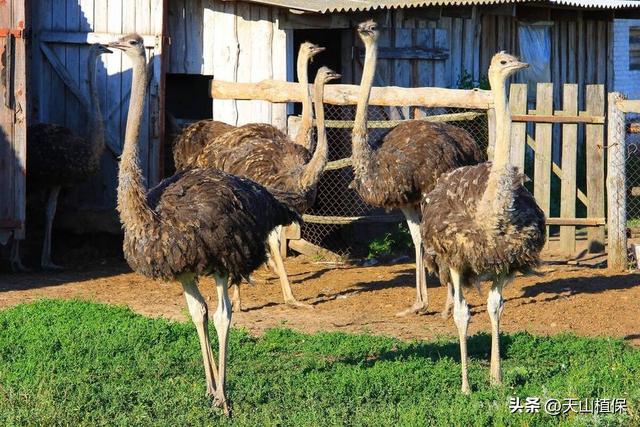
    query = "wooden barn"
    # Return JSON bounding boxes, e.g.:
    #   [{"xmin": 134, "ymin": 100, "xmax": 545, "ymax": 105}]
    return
[{"xmin": 2, "ymin": 0, "xmax": 640, "ymax": 246}]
